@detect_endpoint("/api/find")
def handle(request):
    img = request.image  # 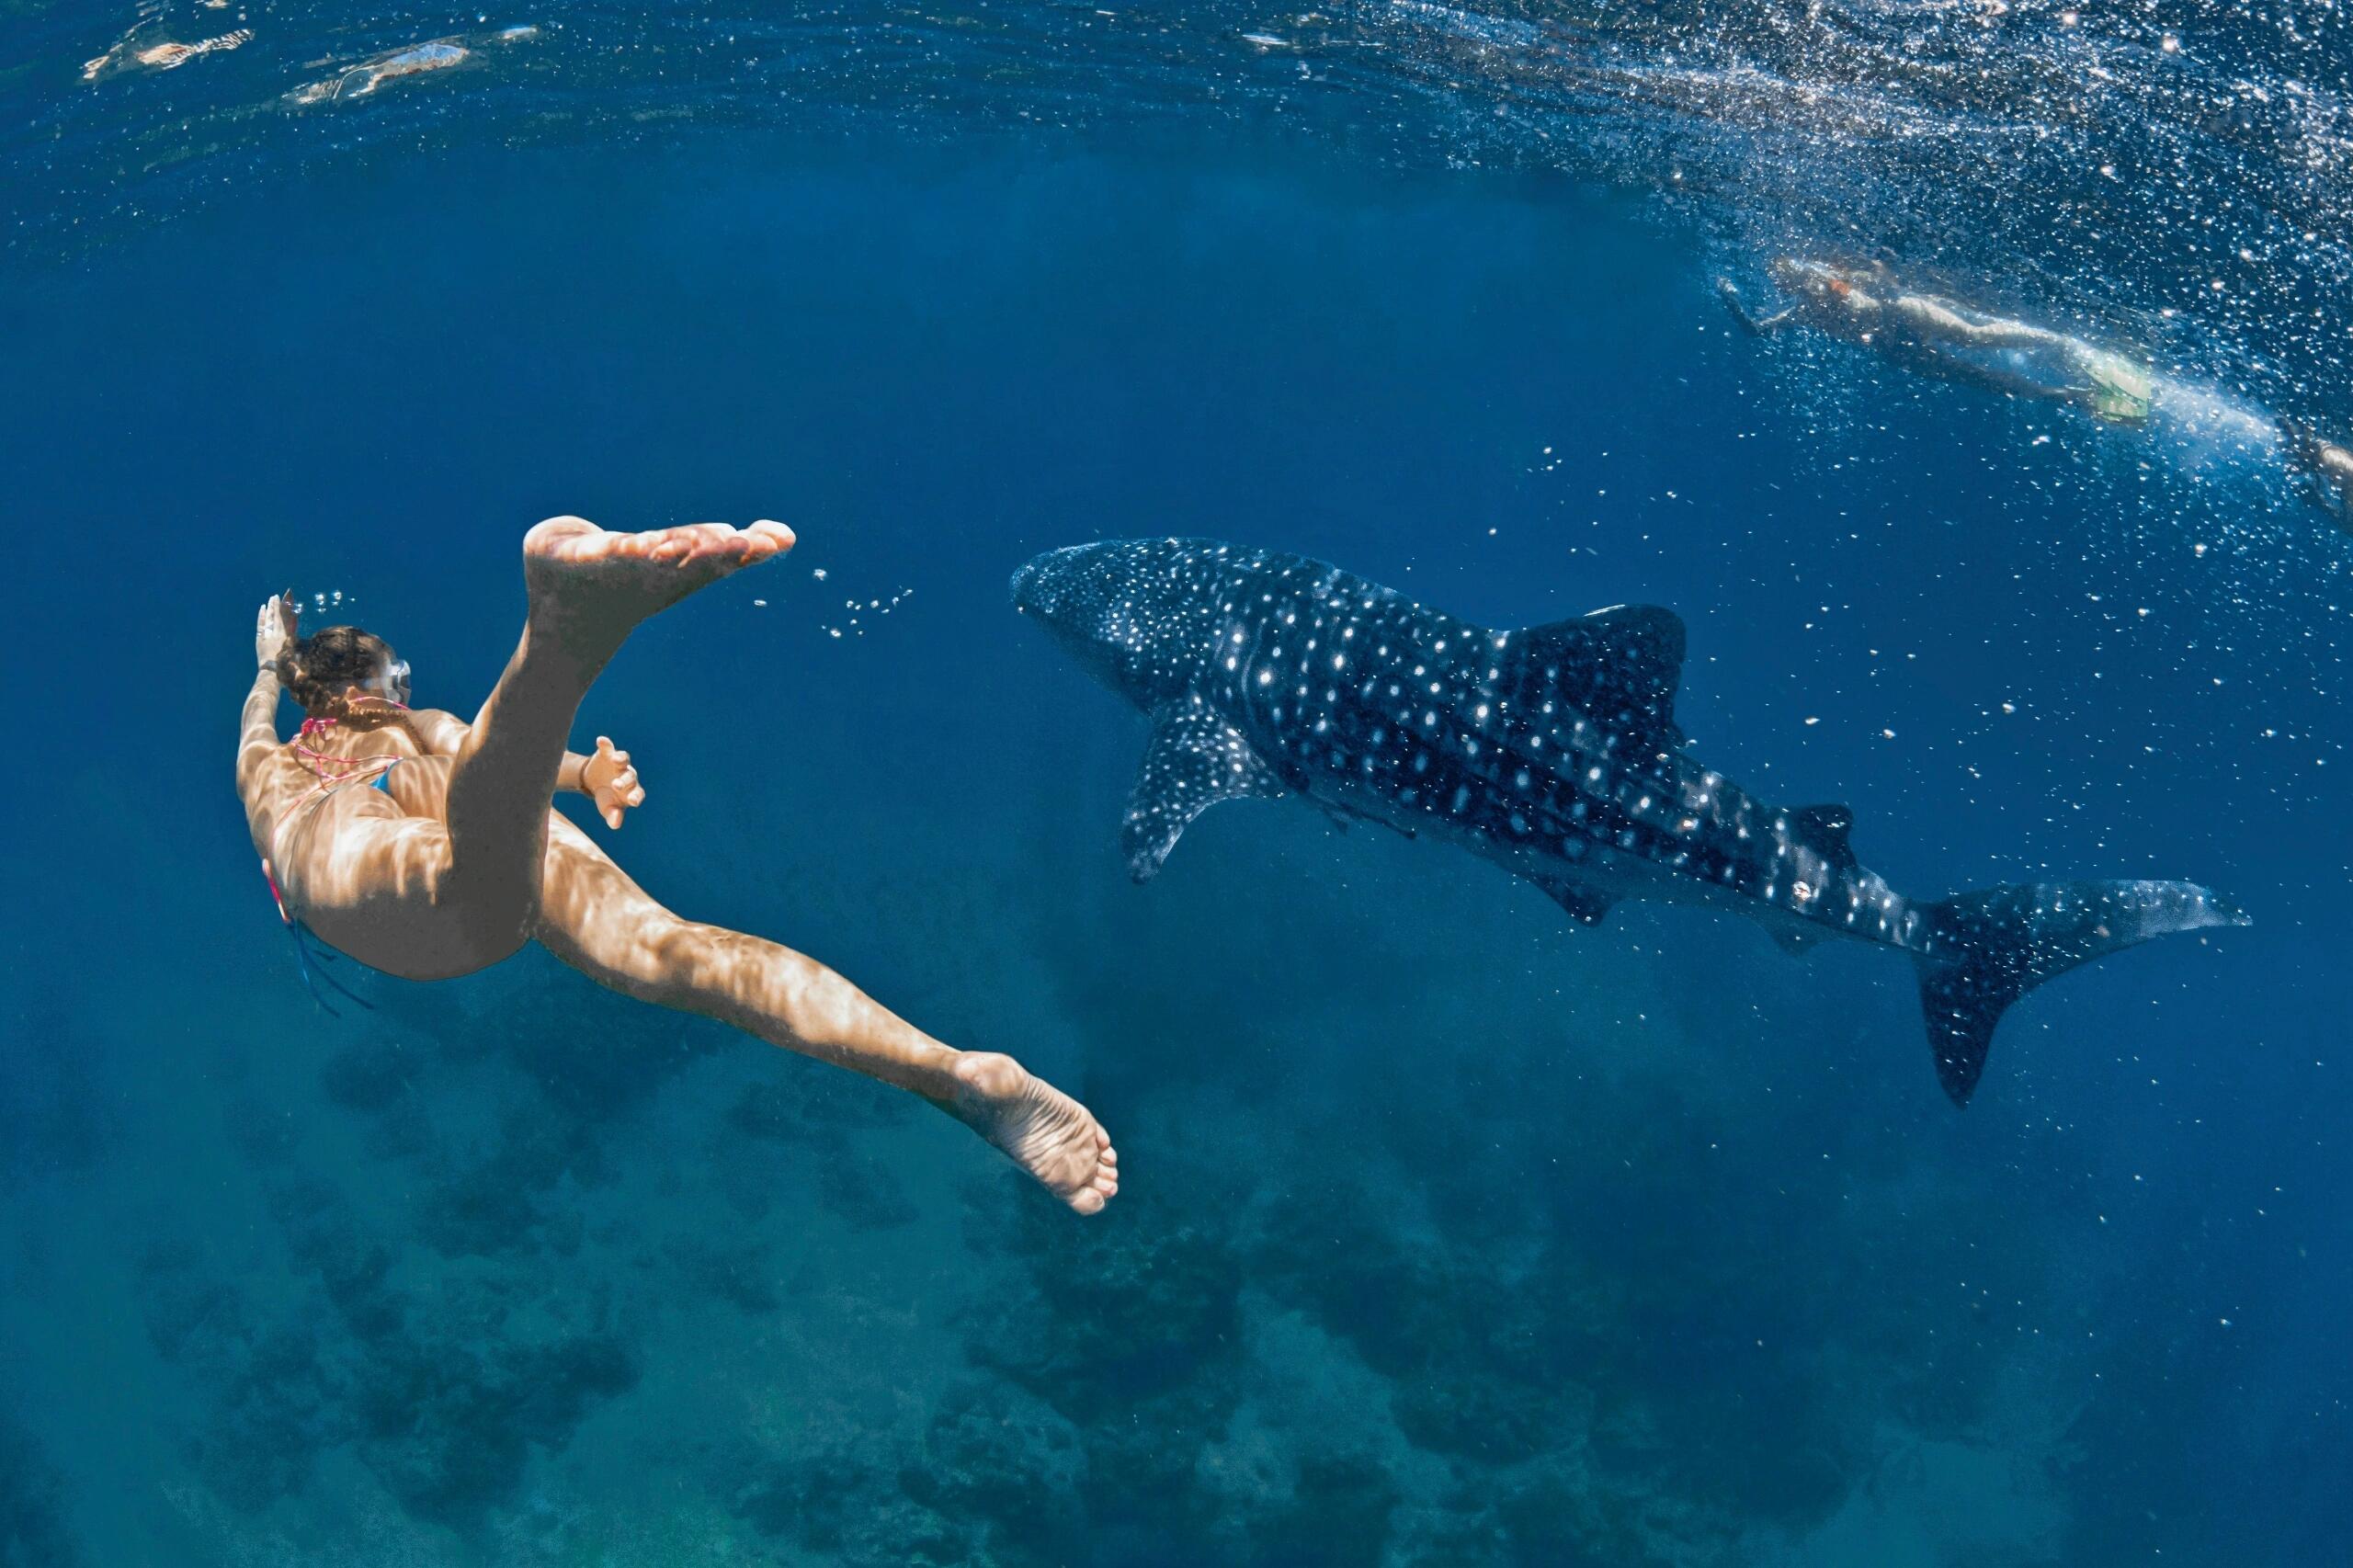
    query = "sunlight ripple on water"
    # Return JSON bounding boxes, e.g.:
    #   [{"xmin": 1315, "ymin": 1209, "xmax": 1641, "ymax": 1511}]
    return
[{"xmin": 7, "ymin": 0, "xmax": 2347, "ymax": 421}]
